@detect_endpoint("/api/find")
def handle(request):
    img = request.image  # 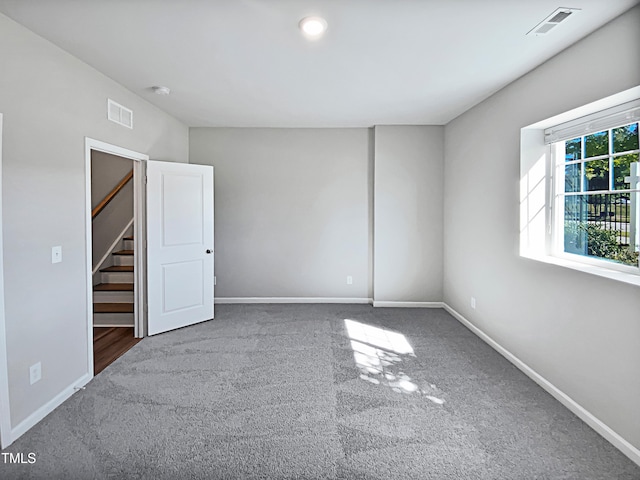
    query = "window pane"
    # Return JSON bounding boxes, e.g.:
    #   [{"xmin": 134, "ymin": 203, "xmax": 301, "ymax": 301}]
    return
[
  {"xmin": 564, "ymin": 193, "xmax": 638, "ymax": 266},
  {"xmin": 565, "ymin": 138, "xmax": 581, "ymax": 162},
  {"xmin": 614, "ymin": 153, "xmax": 639, "ymax": 190},
  {"xmin": 613, "ymin": 123, "xmax": 639, "ymax": 153},
  {"xmin": 585, "ymin": 131, "xmax": 608, "ymax": 158},
  {"xmin": 584, "ymin": 159, "xmax": 609, "ymax": 191},
  {"xmin": 564, "ymin": 196, "xmax": 588, "ymax": 255},
  {"xmin": 565, "ymin": 164, "xmax": 580, "ymax": 192}
]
